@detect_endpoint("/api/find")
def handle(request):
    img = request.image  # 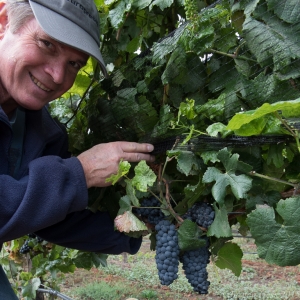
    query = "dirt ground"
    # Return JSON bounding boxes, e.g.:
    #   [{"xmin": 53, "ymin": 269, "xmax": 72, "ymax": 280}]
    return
[{"xmin": 60, "ymin": 239, "xmax": 300, "ymax": 300}]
